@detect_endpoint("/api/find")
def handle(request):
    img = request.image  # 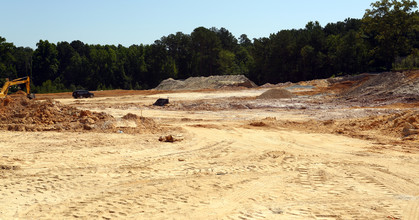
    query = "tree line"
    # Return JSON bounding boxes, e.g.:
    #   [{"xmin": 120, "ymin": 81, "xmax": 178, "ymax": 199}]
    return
[{"xmin": 1, "ymin": 0, "xmax": 418, "ymax": 93}]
